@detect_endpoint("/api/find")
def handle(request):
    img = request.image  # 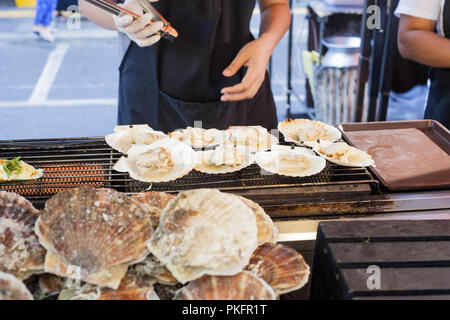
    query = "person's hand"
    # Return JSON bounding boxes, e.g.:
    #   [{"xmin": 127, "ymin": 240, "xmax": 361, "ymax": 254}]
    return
[
  {"xmin": 221, "ymin": 37, "xmax": 273, "ymax": 102},
  {"xmin": 113, "ymin": 0, "xmax": 164, "ymax": 48}
]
